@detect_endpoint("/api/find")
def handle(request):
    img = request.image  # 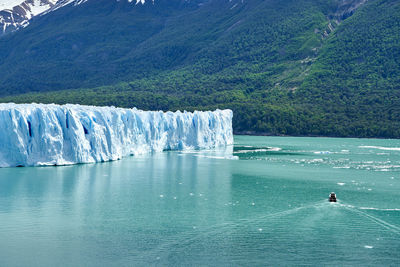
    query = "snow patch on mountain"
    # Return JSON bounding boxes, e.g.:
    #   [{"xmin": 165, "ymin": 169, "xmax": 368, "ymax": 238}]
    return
[
  {"xmin": 47, "ymin": 0, "xmax": 87, "ymax": 12},
  {"xmin": 0, "ymin": 0, "xmax": 203, "ymax": 36},
  {"xmin": 0, "ymin": 1, "xmax": 25, "ymax": 11},
  {"xmin": 0, "ymin": 0, "xmax": 59, "ymax": 36}
]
